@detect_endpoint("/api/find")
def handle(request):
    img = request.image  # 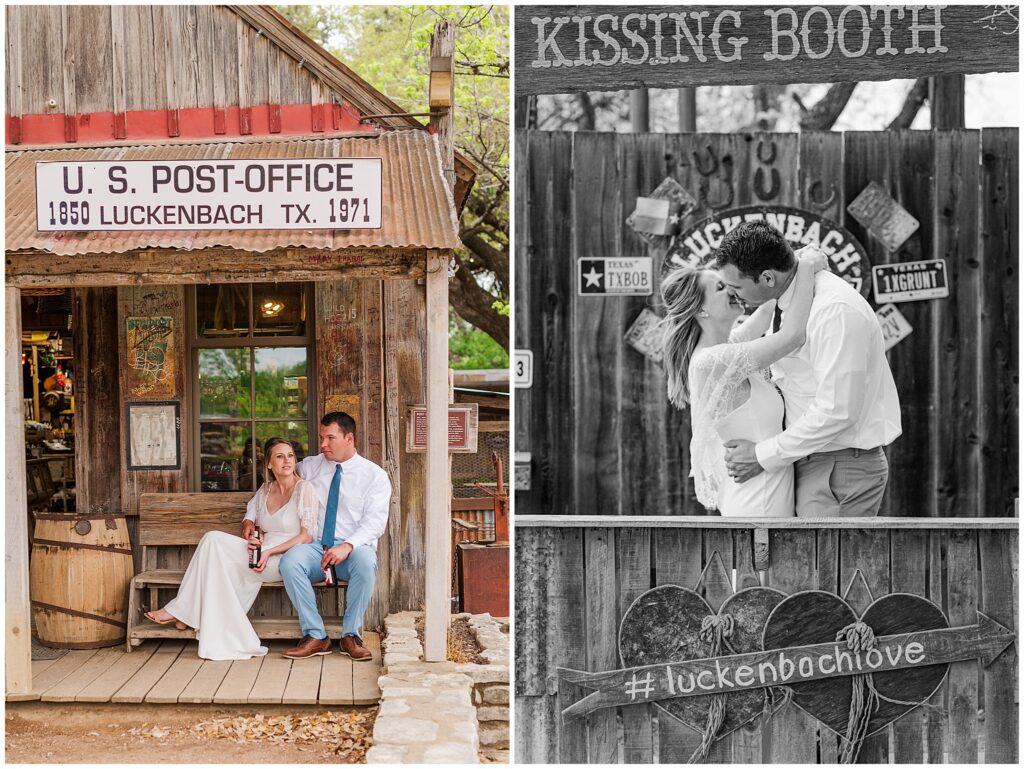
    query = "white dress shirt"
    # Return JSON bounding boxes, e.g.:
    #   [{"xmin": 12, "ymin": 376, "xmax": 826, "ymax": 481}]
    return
[
  {"xmin": 245, "ymin": 452, "xmax": 391, "ymax": 550},
  {"xmin": 754, "ymin": 270, "xmax": 902, "ymax": 473}
]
